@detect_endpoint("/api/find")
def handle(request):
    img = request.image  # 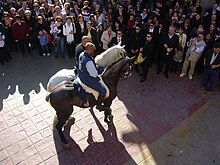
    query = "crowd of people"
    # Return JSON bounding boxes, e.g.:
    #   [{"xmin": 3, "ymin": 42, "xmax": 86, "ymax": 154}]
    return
[{"xmin": 0, "ymin": 0, "xmax": 220, "ymax": 93}]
